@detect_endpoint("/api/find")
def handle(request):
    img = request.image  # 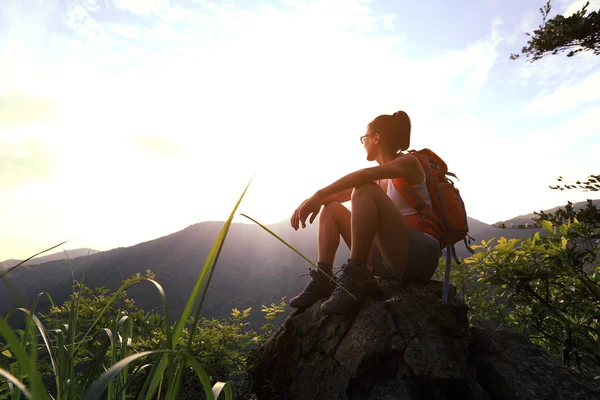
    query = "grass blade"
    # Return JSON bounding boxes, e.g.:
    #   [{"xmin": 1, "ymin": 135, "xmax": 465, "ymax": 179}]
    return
[
  {"xmin": 0, "ymin": 316, "xmax": 48, "ymax": 399},
  {"xmin": 82, "ymin": 350, "xmax": 216, "ymax": 400},
  {"xmin": 0, "ymin": 239, "xmax": 73, "ymax": 280},
  {"xmin": 81, "ymin": 332, "xmax": 112, "ymax": 391},
  {"xmin": 240, "ymin": 213, "xmax": 356, "ymax": 300},
  {"xmin": 0, "ymin": 368, "xmax": 32, "ymax": 399},
  {"xmin": 6, "ymin": 305, "xmax": 58, "ymax": 385},
  {"xmin": 142, "ymin": 176, "xmax": 254, "ymax": 400},
  {"xmin": 172, "ymin": 176, "xmax": 254, "ymax": 344},
  {"xmin": 212, "ymin": 381, "xmax": 233, "ymax": 399},
  {"xmin": 113, "ymin": 363, "xmax": 152, "ymax": 400},
  {"xmin": 172, "ymin": 194, "xmax": 240, "ymax": 397}
]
